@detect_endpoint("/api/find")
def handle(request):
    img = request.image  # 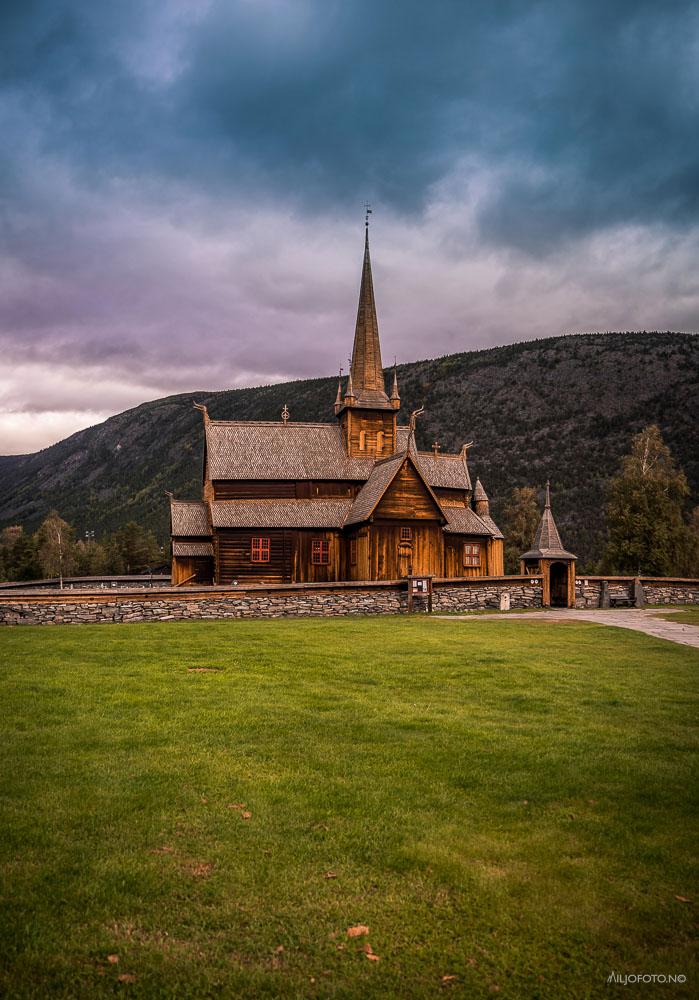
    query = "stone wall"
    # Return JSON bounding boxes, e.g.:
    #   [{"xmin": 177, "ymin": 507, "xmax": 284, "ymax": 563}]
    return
[
  {"xmin": 576, "ymin": 577, "xmax": 699, "ymax": 608},
  {"xmin": 0, "ymin": 576, "xmax": 542, "ymax": 626},
  {"xmin": 3, "ymin": 574, "xmax": 696, "ymax": 625}
]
